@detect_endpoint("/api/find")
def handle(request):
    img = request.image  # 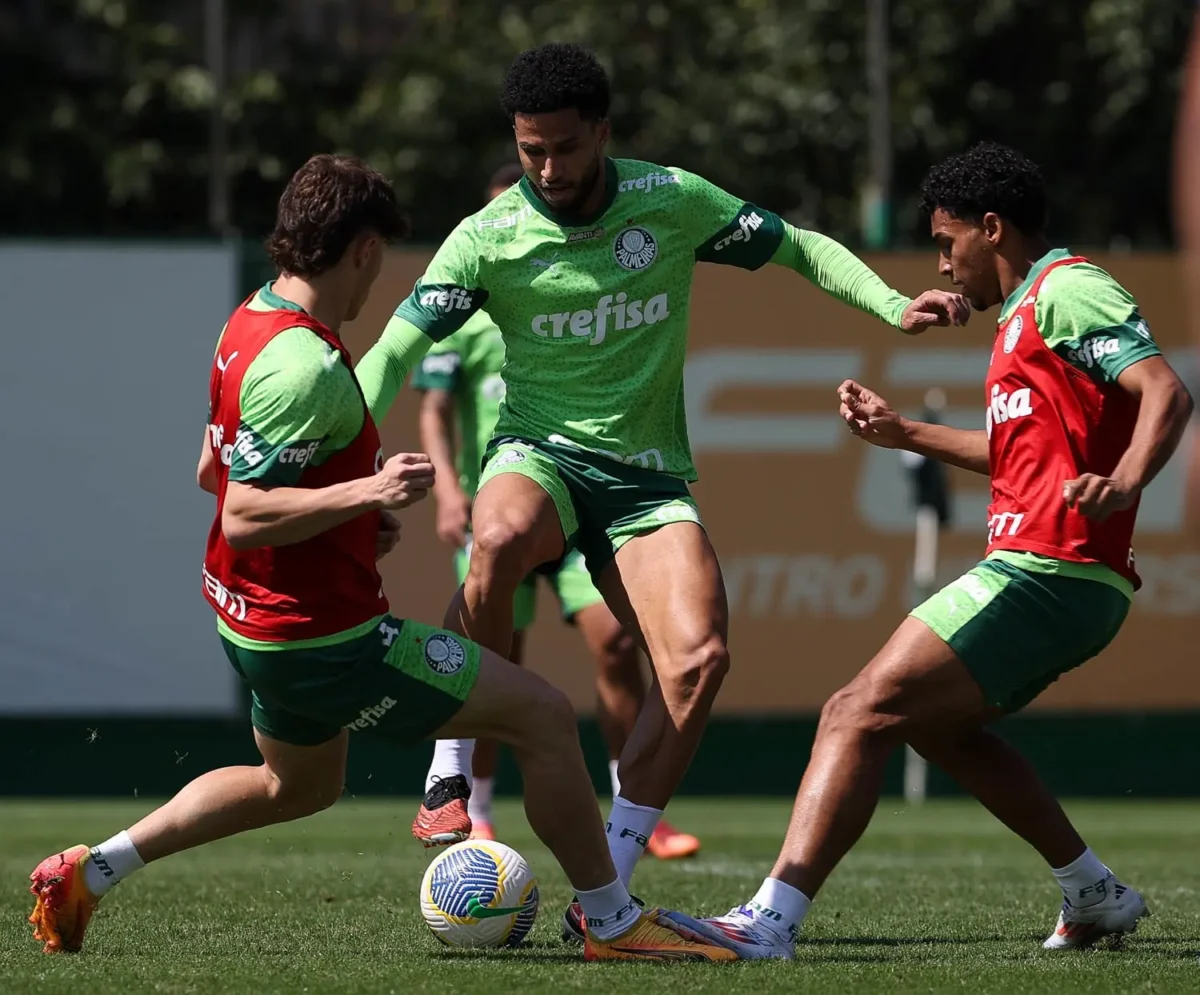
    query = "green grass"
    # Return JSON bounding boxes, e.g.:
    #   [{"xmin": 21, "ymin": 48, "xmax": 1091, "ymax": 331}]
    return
[{"xmin": 2, "ymin": 798, "xmax": 1199, "ymax": 994}]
